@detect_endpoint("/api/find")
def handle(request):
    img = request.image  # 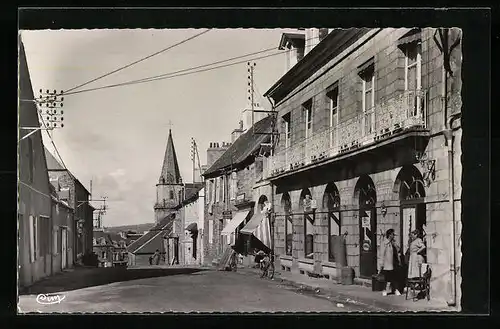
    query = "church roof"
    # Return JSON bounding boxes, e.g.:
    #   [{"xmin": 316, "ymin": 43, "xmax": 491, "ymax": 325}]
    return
[
  {"xmin": 126, "ymin": 213, "xmax": 175, "ymax": 254},
  {"xmin": 203, "ymin": 116, "xmax": 273, "ymax": 178},
  {"xmin": 159, "ymin": 129, "xmax": 182, "ymax": 185}
]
